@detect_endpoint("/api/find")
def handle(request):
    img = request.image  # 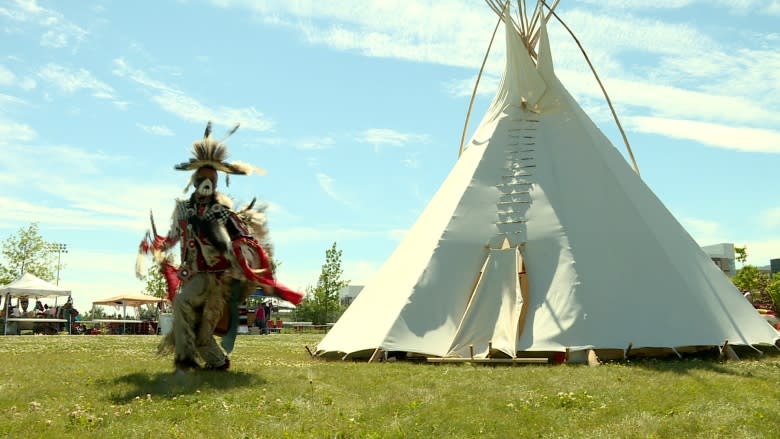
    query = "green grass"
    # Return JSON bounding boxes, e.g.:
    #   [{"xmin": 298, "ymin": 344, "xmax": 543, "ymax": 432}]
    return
[{"xmin": 1, "ymin": 334, "xmax": 779, "ymax": 438}]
